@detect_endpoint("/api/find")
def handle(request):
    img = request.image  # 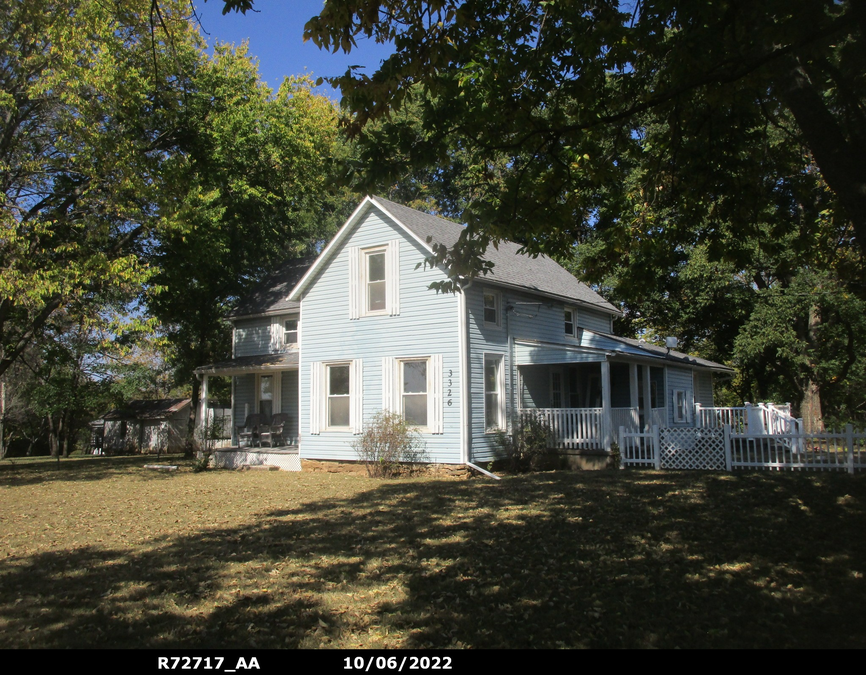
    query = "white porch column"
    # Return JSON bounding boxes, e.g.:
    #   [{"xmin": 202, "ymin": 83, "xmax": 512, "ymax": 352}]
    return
[
  {"xmin": 199, "ymin": 374, "xmax": 209, "ymax": 436},
  {"xmin": 642, "ymin": 365, "xmax": 652, "ymax": 432},
  {"xmin": 629, "ymin": 363, "xmax": 639, "ymax": 429},
  {"xmin": 601, "ymin": 360, "xmax": 612, "ymax": 451}
]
